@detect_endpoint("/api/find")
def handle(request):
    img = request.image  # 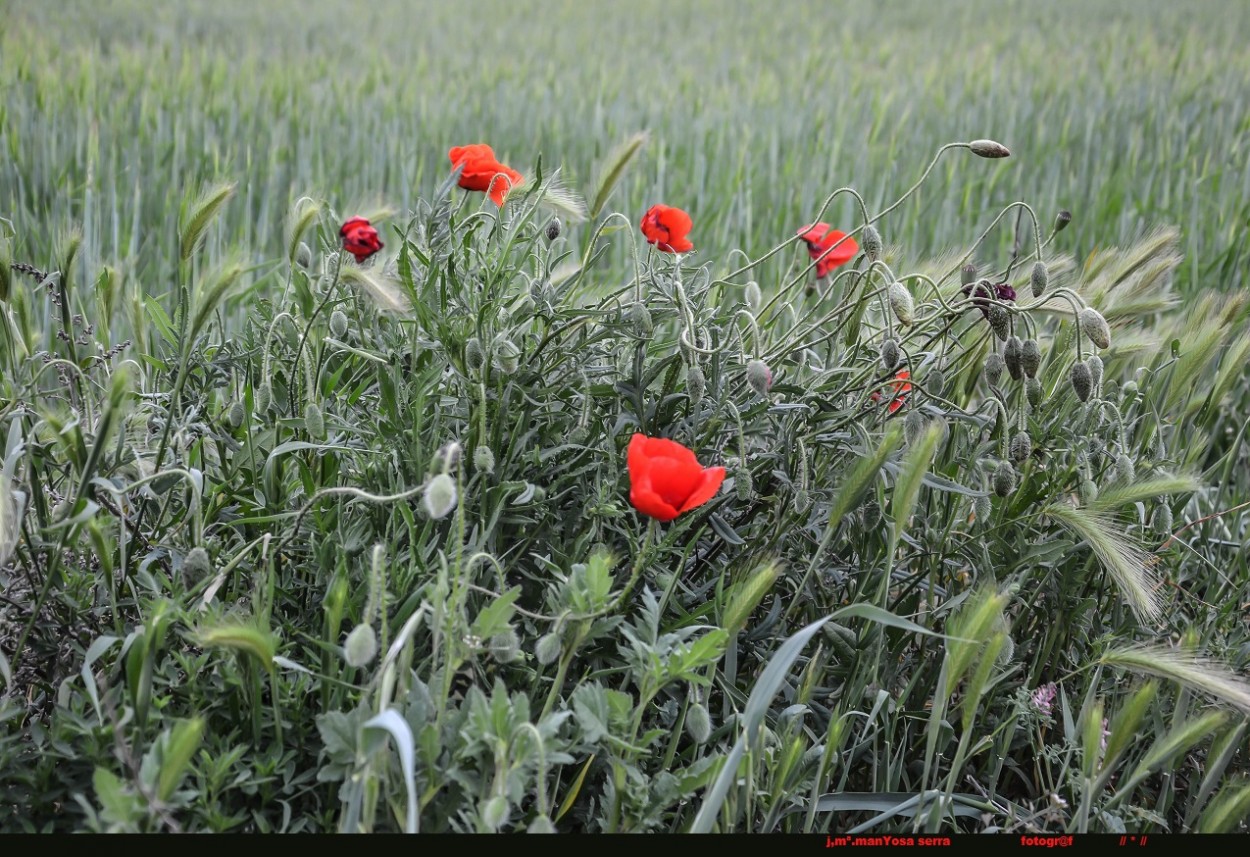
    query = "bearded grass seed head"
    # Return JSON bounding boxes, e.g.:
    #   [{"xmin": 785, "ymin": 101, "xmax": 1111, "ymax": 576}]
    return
[
  {"xmin": 862, "ymin": 224, "xmax": 882, "ymax": 262},
  {"xmin": 1079, "ymin": 307, "xmax": 1112, "ymax": 350},
  {"xmin": 1031, "ymin": 260, "xmax": 1049, "ymax": 297},
  {"xmin": 888, "ymin": 282, "xmax": 914, "ymax": 326}
]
